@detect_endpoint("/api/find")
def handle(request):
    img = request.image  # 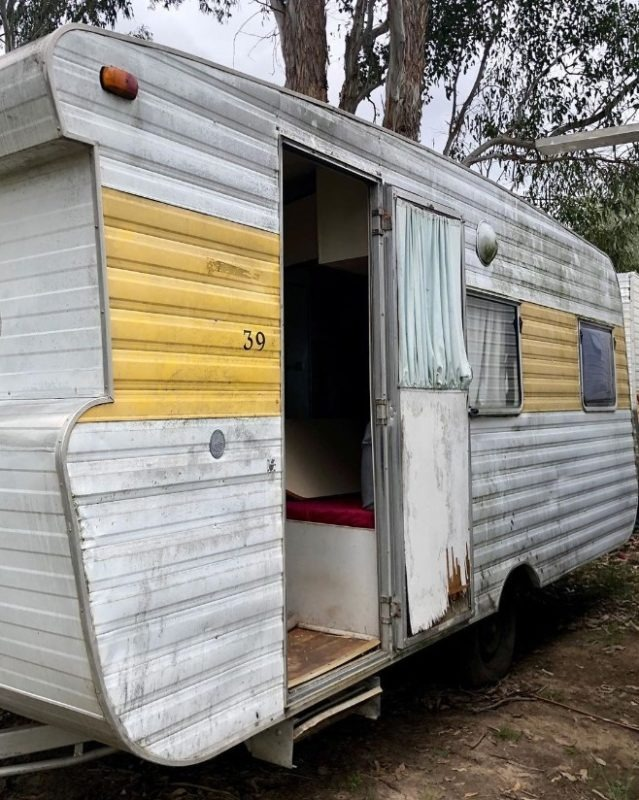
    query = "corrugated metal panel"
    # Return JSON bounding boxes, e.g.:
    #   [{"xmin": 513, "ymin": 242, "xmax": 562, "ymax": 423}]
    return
[
  {"xmin": 631, "ymin": 274, "xmax": 639, "ymax": 401},
  {"xmin": 0, "ymin": 145, "xmax": 110, "ymax": 737},
  {"xmin": 520, "ymin": 302, "xmax": 580, "ymax": 412},
  {"xmin": 618, "ymin": 273, "xmax": 639, "ymax": 407},
  {"xmin": 0, "ymin": 400, "xmax": 103, "ymax": 726},
  {"xmin": 0, "ymin": 150, "xmax": 105, "ymax": 400},
  {"xmin": 66, "ymin": 416, "xmax": 285, "ymax": 763},
  {"xmin": 519, "ymin": 303, "xmax": 631, "ymax": 412},
  {"xmin": 0, "ymin": 39, "xmax": 59, "ymax": 162},
  {"xmin": 614, "ymin": 325, "xmax": 631, "ymax": 409},
  {"xmin": 471, "ymin": 410, "xmax": 637, "ymax": 616},
  {"xmin": 618, "ymin": 274, "xmax": 631, "ymax": 401},
  {"xmin": 51, "ymin": 33, "xmax": 278, "ymax": 233},
  {"xmin": 48, "ymin": 28, "xmax": 622, "ymax": 328},
  {"xmin": 82, "ymin": 189, "xmax": 280, "ymax": 422}
]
